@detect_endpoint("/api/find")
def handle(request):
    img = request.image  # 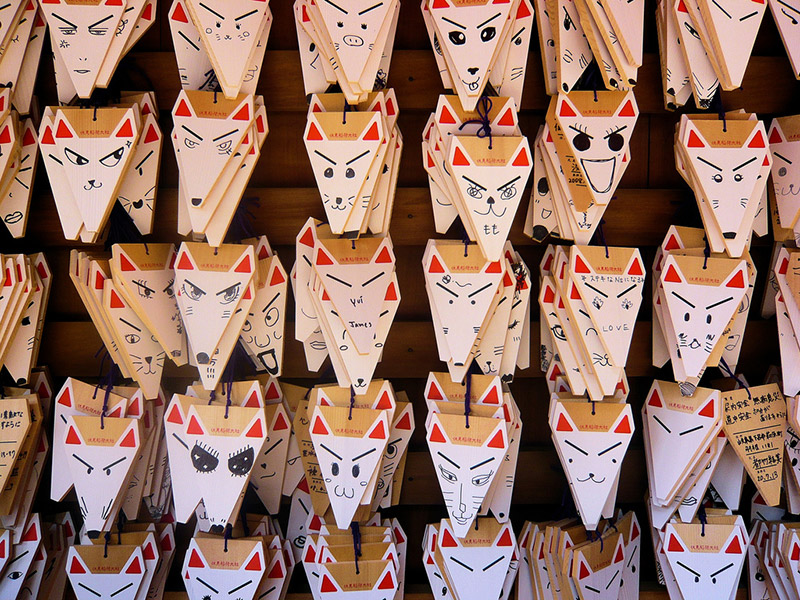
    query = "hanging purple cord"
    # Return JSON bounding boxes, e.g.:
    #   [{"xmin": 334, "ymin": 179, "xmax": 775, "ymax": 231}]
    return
[
  {"xmin": 703, "ymin": 236, "xmax": 710, "ymax": 270},
  {"xmin": 349, "ymin": 386, "xmax": 355, "ymax": 421},
  {"xmin": 698, "ymin": 504, "xmax": 707, "ymax": 537},
  {"xmin": 208, "ymin": 390, "xmax": 216, "ymax": 405},
  {"xmin": 223, "ymin": 524, "xmax": 233, "ymax": 551},
  {"xmin": 104, "ymin": 532, "xmax": 111, "ymax": 558},
  {"xmin": 240, "ymin": 505, "xmax": 251, "ymax": 537},
  {"xmin": 458, "ymin": 95, "xmax": 493, "ymax": 150},
  {"xmin": 223, "ymin": 344, "xmax": 238, "ymax": 419},
  {"xmin": 597, "ymin": 530, "xmax": 603, "ymax": 552},
  {"xmin": 591, "ymin": 401, "xmax": 595, "ymax": 416},
  {"xmin": 100, "ymin": 364, "xmax": 116, "ymax": 430},
  {"xmin": 92, "ymin": 347, "xmax": 109, "ymax": 399},
  {"xmin": 714, "ymin": 89, "xmax": 727, "ymax": 133},
  {"xmin": 350, "ymin": 522, "xmax": 362, "ymax": 574},
  {"xmin": 460, "ymin": 221, "xmax": 470, "ymax": 257},
  {"xmin": 719, "ymin": 357, "xmax": 752, "ymax": 400},
  {"xmin": 117, "ymin": 512, "xmax": 126, "ymax": 544},
  {"xmin": 343, "ymin": 101, "xmax": 350, "ymax": 125},
  {"xmin": 464, "ymin": 373, "xmax": 472, "ymax": 429},
  {"xmin": 596, "ymin": 219, "xmax": 610, "ymax": 259}
]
